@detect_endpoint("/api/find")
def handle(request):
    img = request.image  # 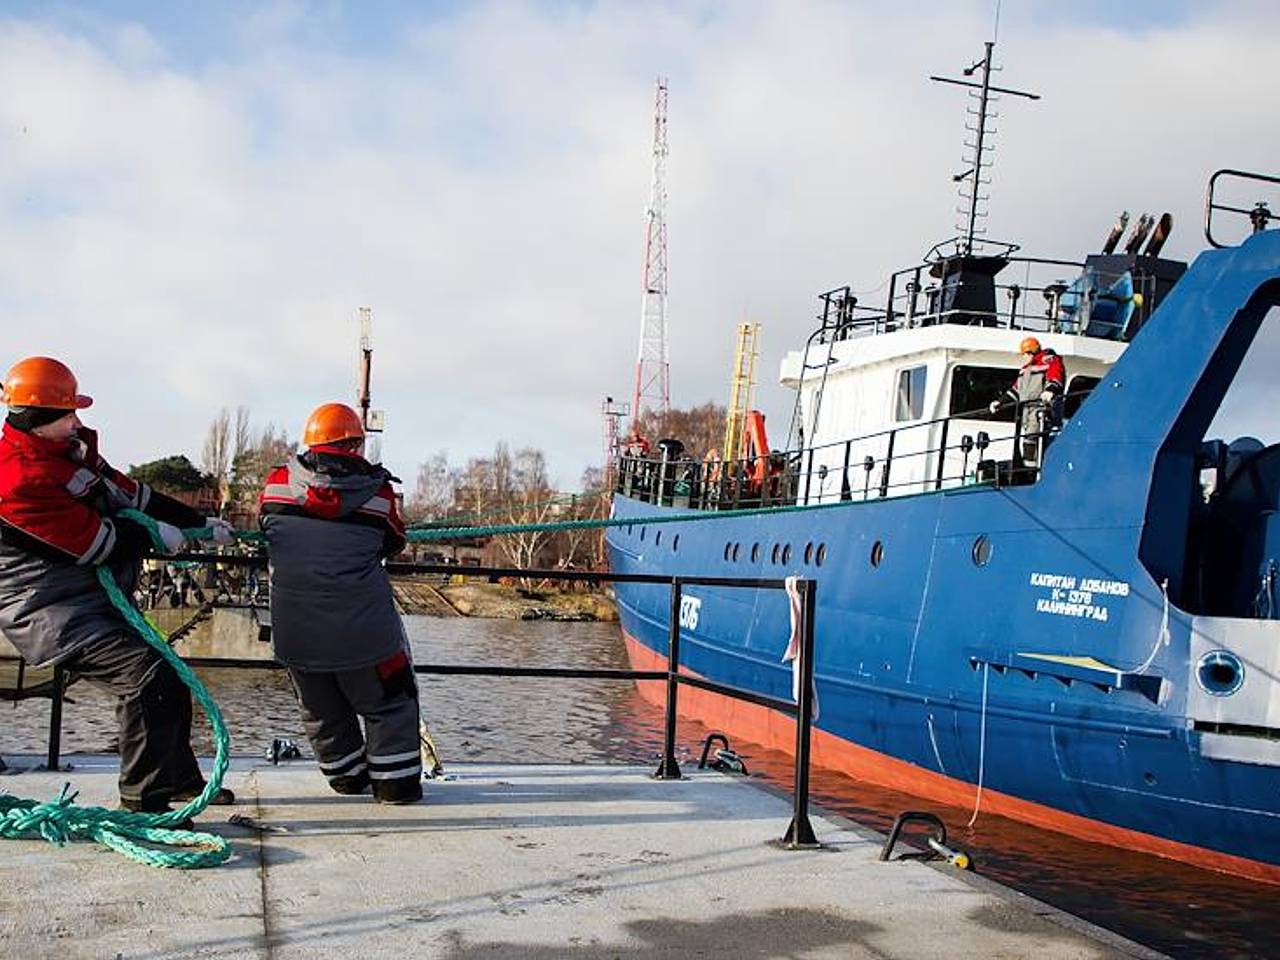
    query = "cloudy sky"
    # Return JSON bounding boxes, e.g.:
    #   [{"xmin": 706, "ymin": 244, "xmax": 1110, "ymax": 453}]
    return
[{"xmin": 1, "ymin": 0, "xmax": 1278, "ymax": 489}]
